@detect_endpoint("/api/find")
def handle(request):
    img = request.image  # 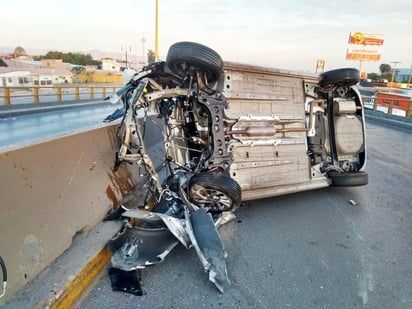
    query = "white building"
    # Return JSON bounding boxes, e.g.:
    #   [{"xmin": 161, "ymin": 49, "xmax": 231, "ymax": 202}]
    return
[
  {"xmin": 101, "ymin": 57, "xmax": 121, "ymax": 72},
  {"xmin": 0, "ymin": 67, "xmax": 73, "ymax": 86},
  {"xmin": 0, "ymin": 59, "xmax": 73, "ymax": 86},
  {"xmin": 0, "ymin": 70, "xmax": 31, "ymax": 86}
]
